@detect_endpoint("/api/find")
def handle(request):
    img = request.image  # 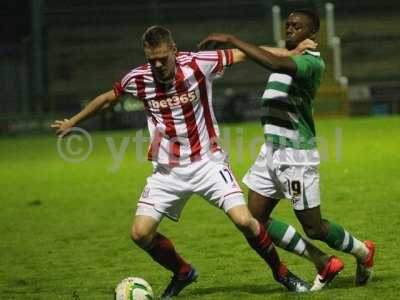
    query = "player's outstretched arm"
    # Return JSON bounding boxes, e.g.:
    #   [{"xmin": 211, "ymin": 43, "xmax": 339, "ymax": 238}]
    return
[
  {"xmin": 50, "ymin": 89, "xmax": 118, "ymax": 136},
  {"xmin": 261, "ymin": 39, "xmax": 317, "ymax": 57},
  {"xmin": 198, "ymin": 34, "xmax": 315, "ymax": 75},
  {"xmin": 227, "ymin": 39, "xmax": 315, "ymax": 64}
]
